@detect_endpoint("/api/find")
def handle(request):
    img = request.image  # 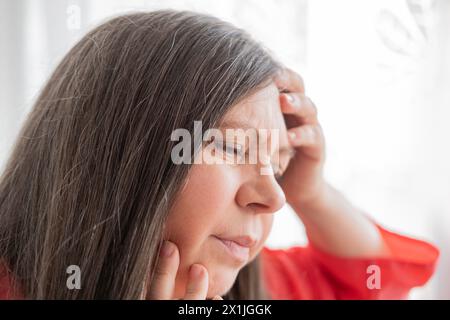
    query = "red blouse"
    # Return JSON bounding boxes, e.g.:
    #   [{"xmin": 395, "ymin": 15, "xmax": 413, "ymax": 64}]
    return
[
  {"xmin": 0, "ymin": 224, "xmax": 439, "ymax": 300},
  {"xmin": 261, "ymin": 224, "xmax": 439, "ymax": 299}
]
